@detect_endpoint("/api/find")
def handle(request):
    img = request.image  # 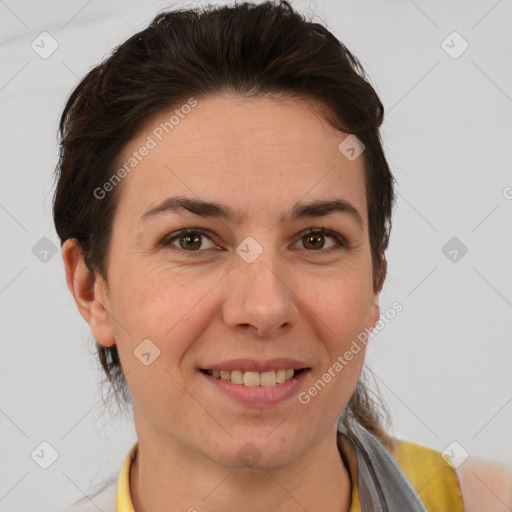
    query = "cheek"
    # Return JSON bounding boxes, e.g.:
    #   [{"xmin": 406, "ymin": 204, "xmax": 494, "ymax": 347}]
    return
[
  {"xmin": 298, "ymin": 285, "xmax": 369, "ymax": 418},
  {"xmin": 108, "ymin": 260, "xmax": 221, "ymax": 355},
  {"xmin": 295, "ymin": 269, "xmax": 372, "ymax": 408},
  {"xmin": 297, "ymin": 267, "xmax": 374, "ymax": 344},
  {"xmin": 108, "ymin": 267, "xmax": 217, "ymax": 423}
]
